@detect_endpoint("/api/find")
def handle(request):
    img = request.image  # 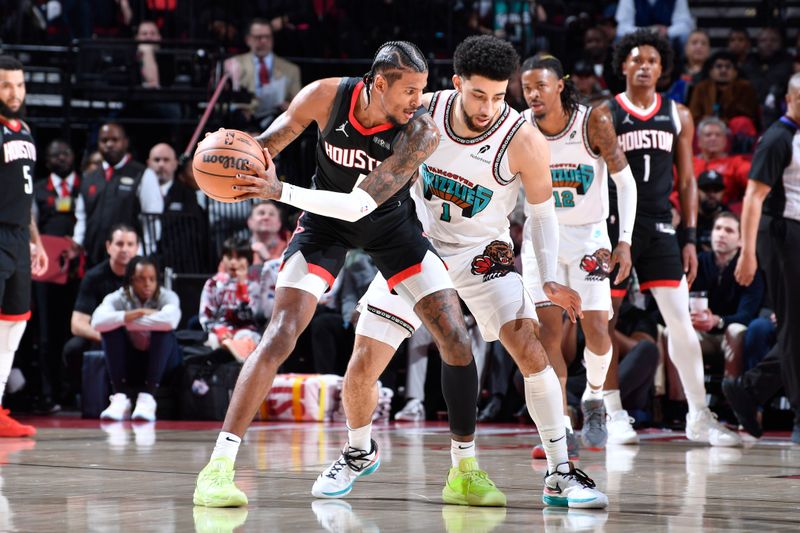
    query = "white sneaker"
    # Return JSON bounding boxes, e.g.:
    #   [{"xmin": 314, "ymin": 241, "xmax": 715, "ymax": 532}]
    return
[
  {"xmin": 606, "ymin": 410, "xmax": 640, "ymax": 445},
  {"xmin": 311, "ymin": 440, "xmax": 380, "ymax": 498},
  {"xmin": 132, "ymin": 392, "xmax": 157, "ymax": 422},
  {"xmin": 686, "ymin": 407, "xmax": 742, "ymax": 447},
  {"xmin": 100, "ymin": 393, "xmax": 131, "ymax": 421},
  {"xmin": 394, "ymin": 398, "xmax": 425, "ymax": 421},
  {"xmin": 543, "ymin": 462, "xmax": 608, "ymax": 509}
]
